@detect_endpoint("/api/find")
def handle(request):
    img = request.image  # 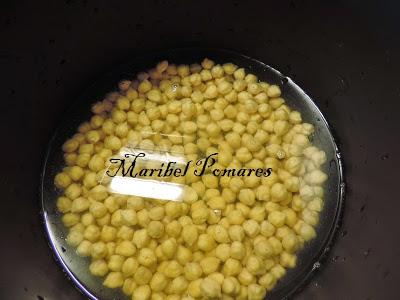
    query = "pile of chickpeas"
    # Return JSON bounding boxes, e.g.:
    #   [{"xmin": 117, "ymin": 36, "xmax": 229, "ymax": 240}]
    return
[{"xmin": 55, "ymin": 58, "xmax": 328, "ymax": 300}]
